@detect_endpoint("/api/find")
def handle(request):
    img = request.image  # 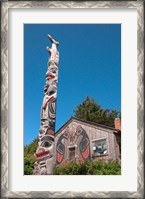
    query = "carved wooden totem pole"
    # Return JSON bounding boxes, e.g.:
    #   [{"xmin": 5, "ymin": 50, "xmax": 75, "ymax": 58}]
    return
[{"xmin": 33, "ymin": 34, "xmax": 59, "ymax": 175}]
